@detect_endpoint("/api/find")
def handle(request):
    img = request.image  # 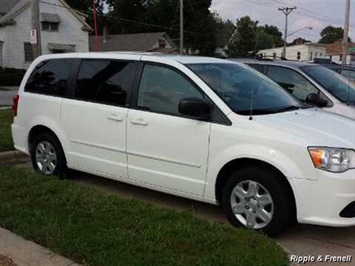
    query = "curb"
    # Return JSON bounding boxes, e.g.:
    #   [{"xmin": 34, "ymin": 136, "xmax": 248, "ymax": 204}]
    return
[
  {"xmin": 0, "ymin": 227, "xmax": 81, "ymax": 266},
  {"xmin": 0, "ymin": 150, "xmax": 29, "ymax": 164}
]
